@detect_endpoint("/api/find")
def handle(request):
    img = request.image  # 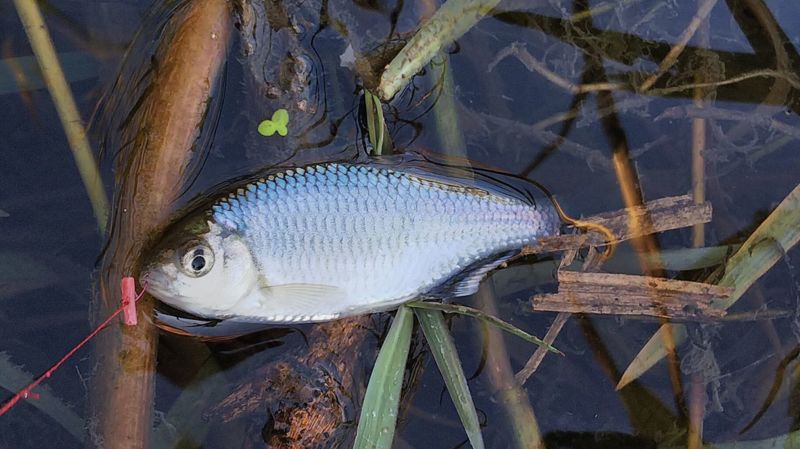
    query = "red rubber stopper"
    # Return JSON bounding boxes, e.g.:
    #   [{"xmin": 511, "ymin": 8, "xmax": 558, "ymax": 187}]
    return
[{"xmin": 121, "ymin": 277, "xmax": 138, "ymax": 326}]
